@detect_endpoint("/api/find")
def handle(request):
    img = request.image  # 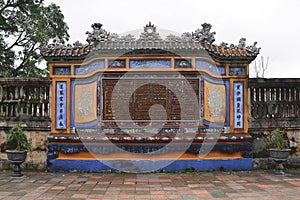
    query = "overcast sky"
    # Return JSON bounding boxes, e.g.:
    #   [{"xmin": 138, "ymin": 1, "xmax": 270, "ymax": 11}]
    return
[{"xmin": 48, "ymin": 0, "xmax": 300, "ymax": 78}]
